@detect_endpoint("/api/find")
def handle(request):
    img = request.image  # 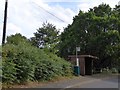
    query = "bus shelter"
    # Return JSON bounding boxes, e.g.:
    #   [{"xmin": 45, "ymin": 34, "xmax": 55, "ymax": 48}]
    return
[{"xmin": 68, "ymin": 55, "xmax": 98, "ymax": 76}]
